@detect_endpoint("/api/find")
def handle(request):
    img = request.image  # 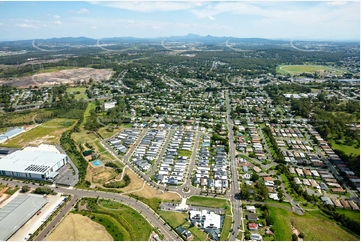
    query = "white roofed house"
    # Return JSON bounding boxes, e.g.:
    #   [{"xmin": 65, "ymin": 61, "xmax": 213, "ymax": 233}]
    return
[{"xmin": 103, "ymin": 101, "xmax": 117, "ymax": 110}]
